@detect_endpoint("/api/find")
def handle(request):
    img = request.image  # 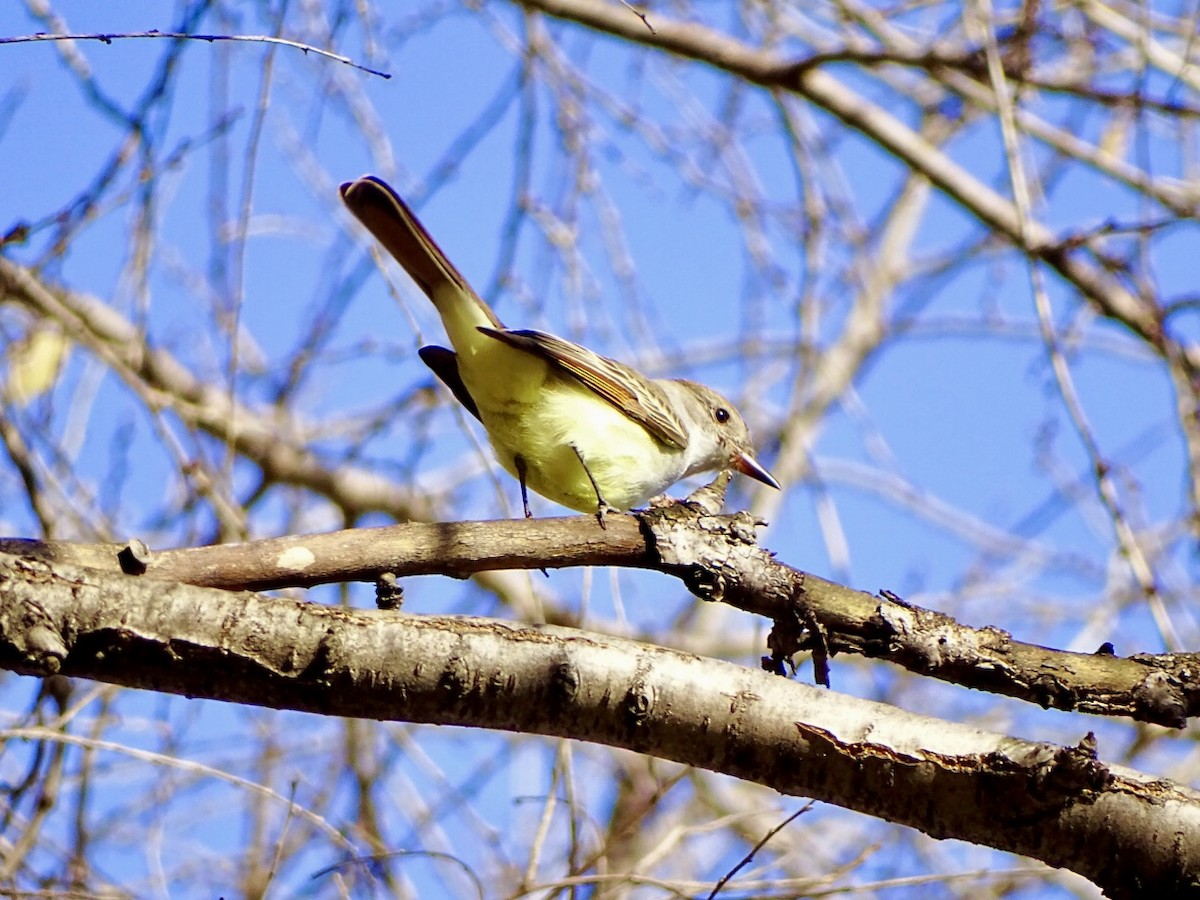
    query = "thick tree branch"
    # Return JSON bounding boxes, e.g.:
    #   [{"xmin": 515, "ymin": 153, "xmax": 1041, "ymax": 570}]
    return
[
  {"xmin": 0, "ymin": 550, "xmax": 1196, "ymax": 897},
  {"xmin": 3, "ymin": 505, "xmax": 1196, "ymax": 728}
]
